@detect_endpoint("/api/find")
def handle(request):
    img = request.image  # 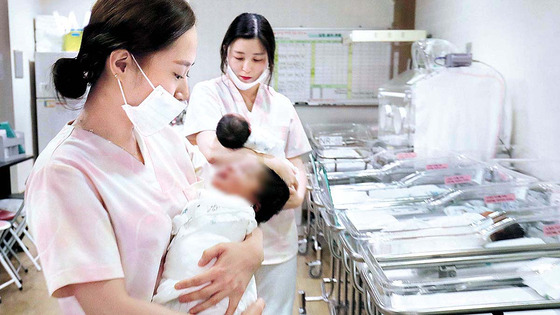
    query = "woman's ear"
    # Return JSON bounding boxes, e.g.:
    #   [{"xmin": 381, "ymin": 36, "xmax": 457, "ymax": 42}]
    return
[
  {"xmin": 108, "ymin": 49, "xmax": 131, "ymax": 76},
  {"xmin": 253, "ymin": 202, "xmax": 261, "ymax": 213}
]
